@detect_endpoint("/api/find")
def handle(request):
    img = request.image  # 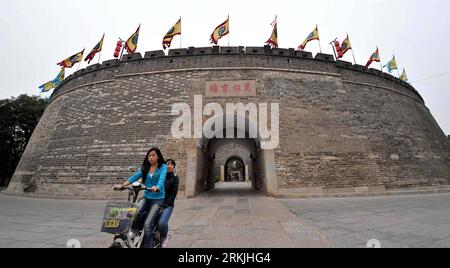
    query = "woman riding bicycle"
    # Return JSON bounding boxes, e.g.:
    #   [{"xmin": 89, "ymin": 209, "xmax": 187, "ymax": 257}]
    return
[
  {"xmin": 158, "ymin": 159, "xmax": 179, "ymax": 248},
  {"xmin": 115, "ymin": 147, "xmax": 167, "ymax": 248}
]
